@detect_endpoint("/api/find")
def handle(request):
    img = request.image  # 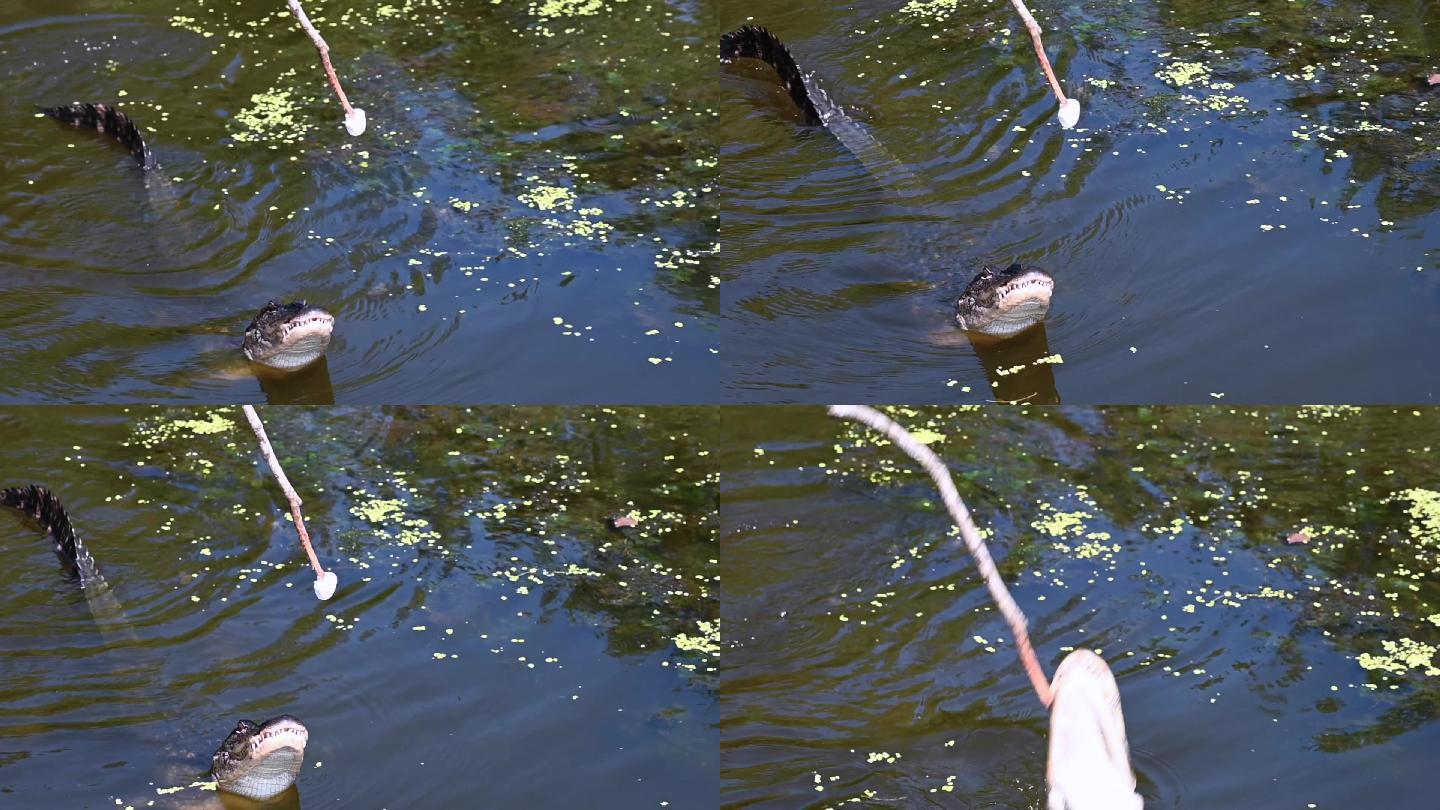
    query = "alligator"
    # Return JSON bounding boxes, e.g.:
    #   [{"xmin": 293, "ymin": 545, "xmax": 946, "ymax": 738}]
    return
[
  {"xmin": 243, "ymin": 300, "xmax": 337, "ymax": 372},
  {"xmin": 38, "ymin": 102, "xmax": 153, "ymax": 168},
  {"xmin": 720, "ymin": 25, "xmax": 1055, "ymax": 338},
  {"xmin": 1, "ymin": 484, "xmax": 309, "ymax": 801},
  {"xmin": 39, "ymin": 104, "xmax": 337, "ymax": 373},
  {"xmin": 212, "ymin": 716, "xmax": 311, "ymax": 801}
]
